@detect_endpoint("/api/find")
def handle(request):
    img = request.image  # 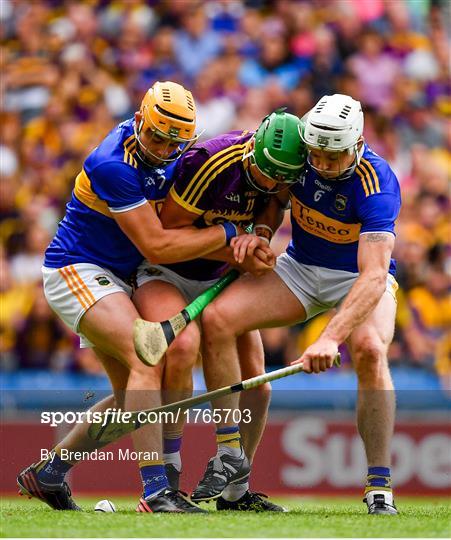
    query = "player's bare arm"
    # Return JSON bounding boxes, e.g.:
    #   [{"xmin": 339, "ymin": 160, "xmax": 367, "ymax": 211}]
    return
[
  {"xmin": 295, "ymin": 232, "xmax": 395, "ymax": 373},
  {"xmin": 322, "ymin": 231, "xmax": 394, "ymax": 342},
  {"xmin": 160, "ymin": 191, "xmax": 274, "ymax": 275},
  {"xmin": 113, "ymin": 202, "xmax": 229, "ymax": 265}
]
